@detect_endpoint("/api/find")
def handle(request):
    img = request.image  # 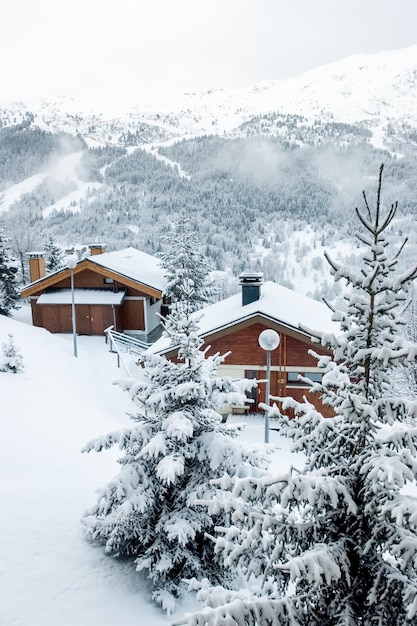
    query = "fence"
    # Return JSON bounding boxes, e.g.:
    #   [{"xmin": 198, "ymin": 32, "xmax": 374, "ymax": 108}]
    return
[{"xmin": 104, "ymin": 325, "xmax": 151, "ymax": 376}]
